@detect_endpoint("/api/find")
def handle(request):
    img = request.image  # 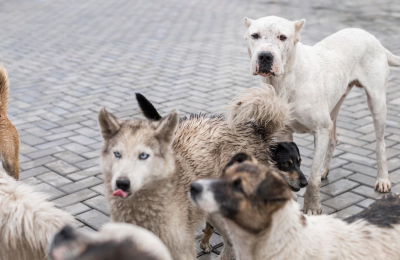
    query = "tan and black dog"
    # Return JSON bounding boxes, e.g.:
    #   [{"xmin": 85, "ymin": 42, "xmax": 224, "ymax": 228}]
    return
[
  {"xmin": 0, "ymin": 64, "xmax": 19, "ymax": 180},
  {"xmin": 190, "ymin": 153, "xmax": 400, "ymax": 260}
]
